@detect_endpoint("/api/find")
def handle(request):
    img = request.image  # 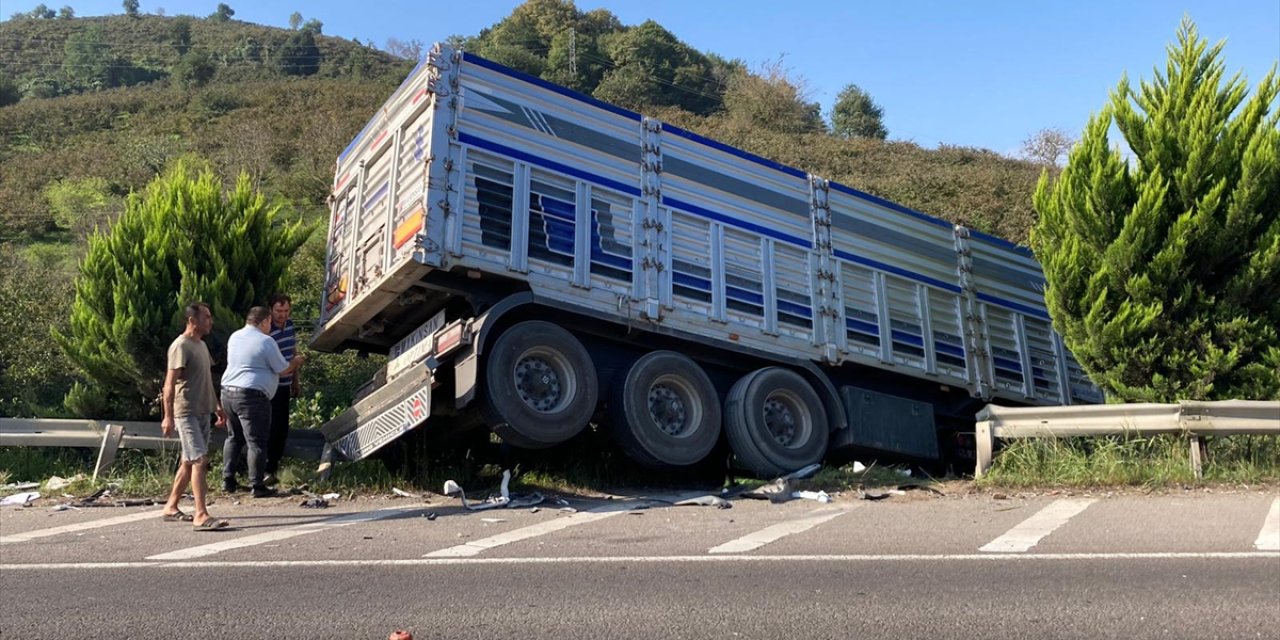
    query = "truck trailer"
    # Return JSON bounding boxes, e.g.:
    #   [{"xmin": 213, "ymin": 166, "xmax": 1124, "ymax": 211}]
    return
[{"xmin": 312, "ymin": 44, "xmax": 1102, "ymax": 476}]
